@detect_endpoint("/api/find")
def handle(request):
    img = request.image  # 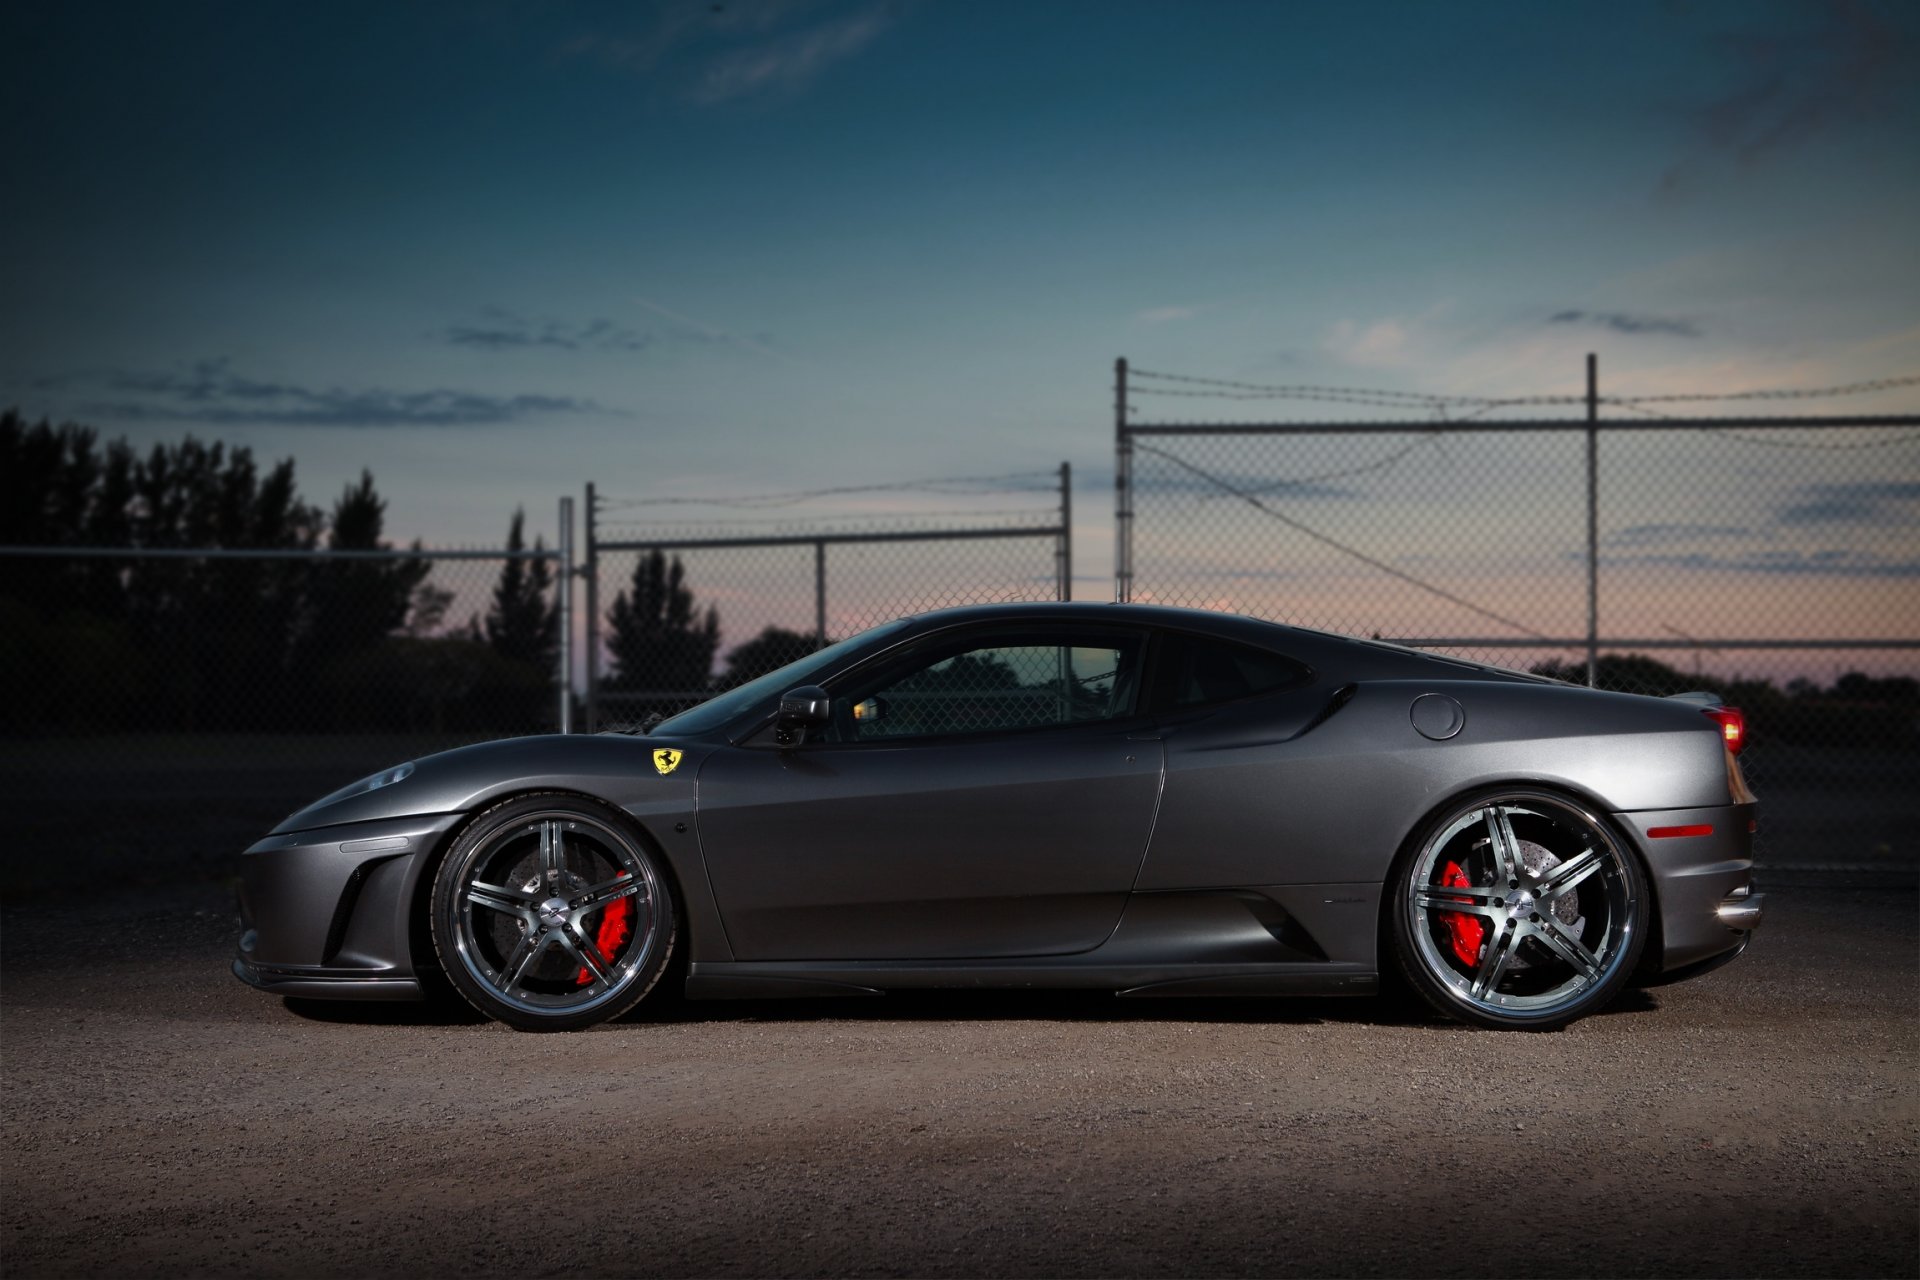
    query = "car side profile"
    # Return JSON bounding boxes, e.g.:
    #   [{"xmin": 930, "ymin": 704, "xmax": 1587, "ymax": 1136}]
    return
[{"xmin": 234, "ymin": 602, "xmax": 1762, "ymax": 1031}]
